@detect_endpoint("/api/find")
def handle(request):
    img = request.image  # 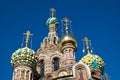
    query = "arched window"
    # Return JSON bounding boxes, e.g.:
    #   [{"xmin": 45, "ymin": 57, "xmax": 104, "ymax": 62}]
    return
[
  {"xmin": 53, "ymin": 58, "xmax": 59, "ymax": 71},
  {"xmin": 21, "ymin": 70, "xmax": 25, "ymax": 79},
  {"xmin": 16, "ymin": 70, "xmax": 20, "ymax": 79},
  {"xmin": 40, "ymin": 60, "xmax": 44, "ymax": 77},
  {"xmin": 26, "ymin": 70, "xmax": 29, "ymax": 80}
]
